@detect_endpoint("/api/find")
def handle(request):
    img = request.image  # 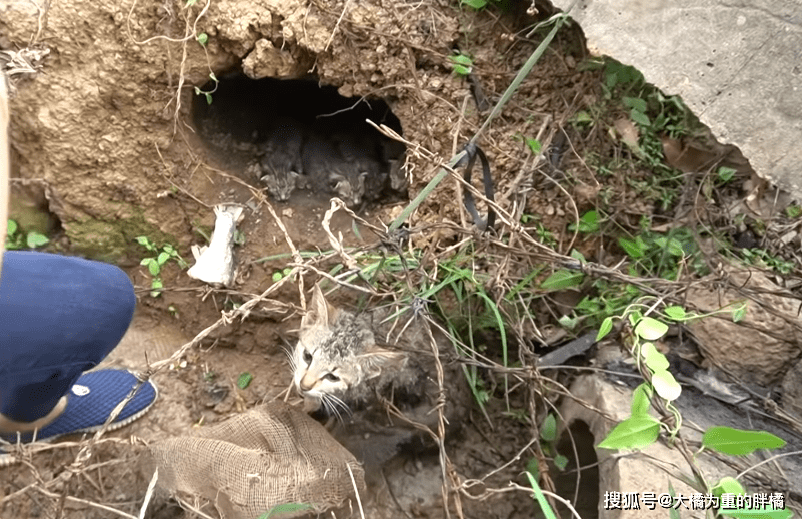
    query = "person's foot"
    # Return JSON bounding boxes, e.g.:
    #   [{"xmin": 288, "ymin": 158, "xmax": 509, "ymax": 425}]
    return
[
  {"xmin": 0, "ymin": 395, "xmax": 68, "ymax": 435},
  {"xmin": 0, "ymin": 369, "xmax": 157, "ymax": 465}
]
